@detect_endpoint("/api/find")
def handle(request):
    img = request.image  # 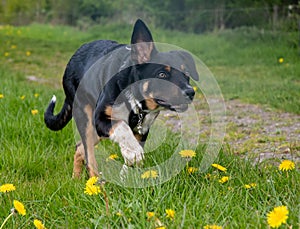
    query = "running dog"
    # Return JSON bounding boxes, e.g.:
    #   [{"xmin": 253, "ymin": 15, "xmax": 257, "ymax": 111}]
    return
[{"xmin": 44, "ymin": 19, "xmax": 199, "ymax": 178}]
